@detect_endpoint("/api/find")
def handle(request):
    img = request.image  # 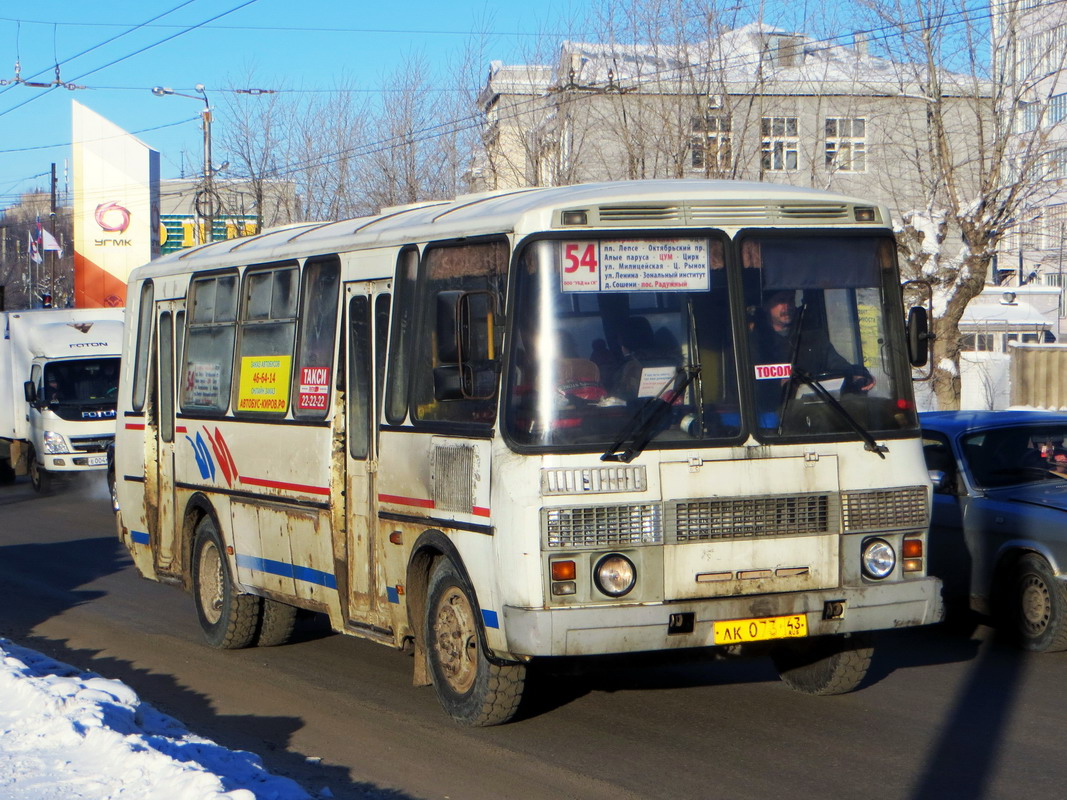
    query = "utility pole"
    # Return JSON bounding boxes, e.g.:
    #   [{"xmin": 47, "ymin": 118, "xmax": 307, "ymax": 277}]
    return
[
  {"xmin": 49, "ymin": 163, "xmax": 57, "ymax": 305},
  {"xmin": 152, "ymin": 84, "xmax": 214, "ymax": 244}
]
